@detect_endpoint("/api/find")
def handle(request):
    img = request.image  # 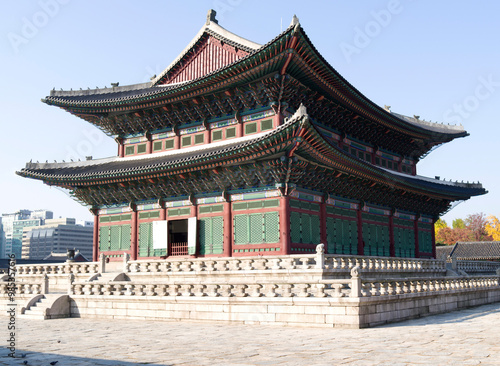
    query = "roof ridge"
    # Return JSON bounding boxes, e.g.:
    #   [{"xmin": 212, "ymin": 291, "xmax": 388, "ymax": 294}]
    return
[{"xmin": 151, "ymin": 9, "xmax": 261, "ymax": 86}]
